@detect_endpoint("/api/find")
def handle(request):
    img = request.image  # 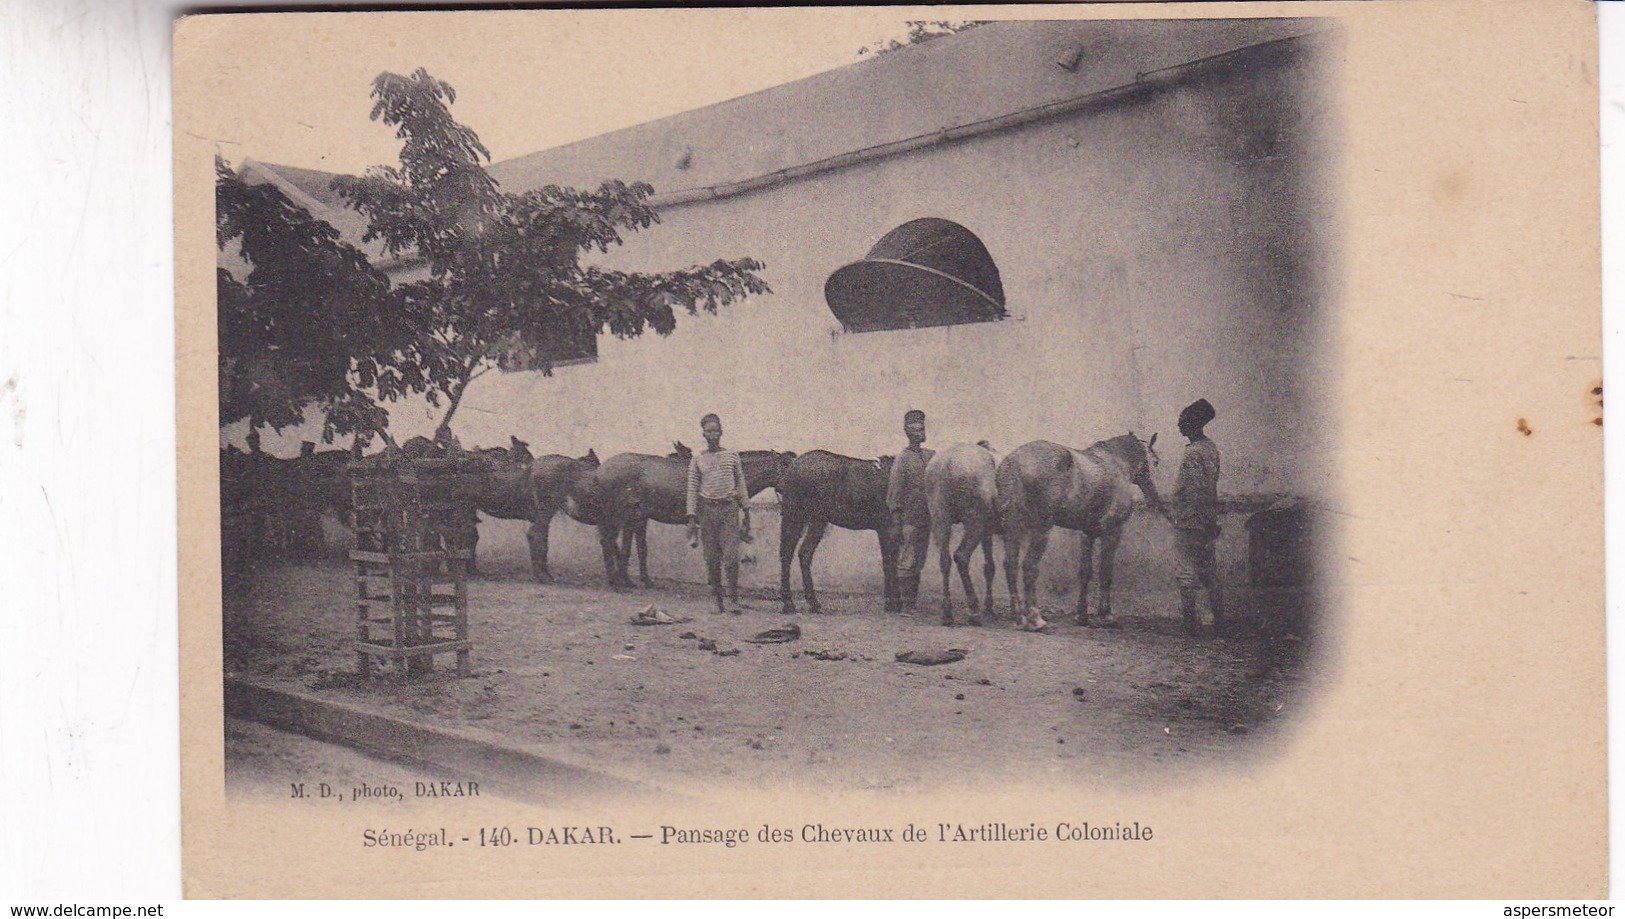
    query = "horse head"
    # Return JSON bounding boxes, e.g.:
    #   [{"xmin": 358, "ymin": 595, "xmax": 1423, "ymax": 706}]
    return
[
  {"xmin": 670, "ymin": 441, "xmax": 694, "ymax": 461},
  {"xmin": 1122, "ymin": 431, "xmax": 1167, "ymax": 513},
  {"xmin": 509, "ymin": 435, "xmax": 534, "ymax": 464},
  {"xmin": 579, "ymin": 448, "xmax": 600, "ymax": 467},
  {"xmin": 742, "ymin": 449, "xmax": 797, "ymax": 495},
  {"xmin": 1122, "ymin": 431, "xmax": 1160, "ymax": 486}
]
